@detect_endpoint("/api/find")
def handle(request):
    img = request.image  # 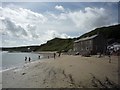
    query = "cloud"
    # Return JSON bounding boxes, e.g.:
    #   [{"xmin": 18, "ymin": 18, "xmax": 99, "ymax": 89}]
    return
[
  {"xmin": 1, "ymin": 7, "xmax": 47, "ymax": 26},
  {"xmin": 3, "ymin": 18, "xmax": 27, "ymax": 37},
  {"xmin": 0, "ymin": 5, "xmax": 117, "ymax": 47},
  {"xmin": 2, "ymin": 39, "xmax": 17, "ymax": 46},
  {"xmin": 0, "ymin": 7, "xmax": 47, "ymax": 41},
  {"xmin": 44, "ymin": 30, "xmax": 70, "ymax": 39},
  {"xmin": 48, "ymin": 7, "xmax": 116, "ymax": 33},
  {"xmin": 55, "ymin": 5, "xmax": 65, "ymax": 11},
  {"xmin": 0, "ymin": 7, "xmax": 71, "ymax": 47},
  {"xmin": 68, "ymin": 7, "xmax": 113, "ymax": 31}
]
